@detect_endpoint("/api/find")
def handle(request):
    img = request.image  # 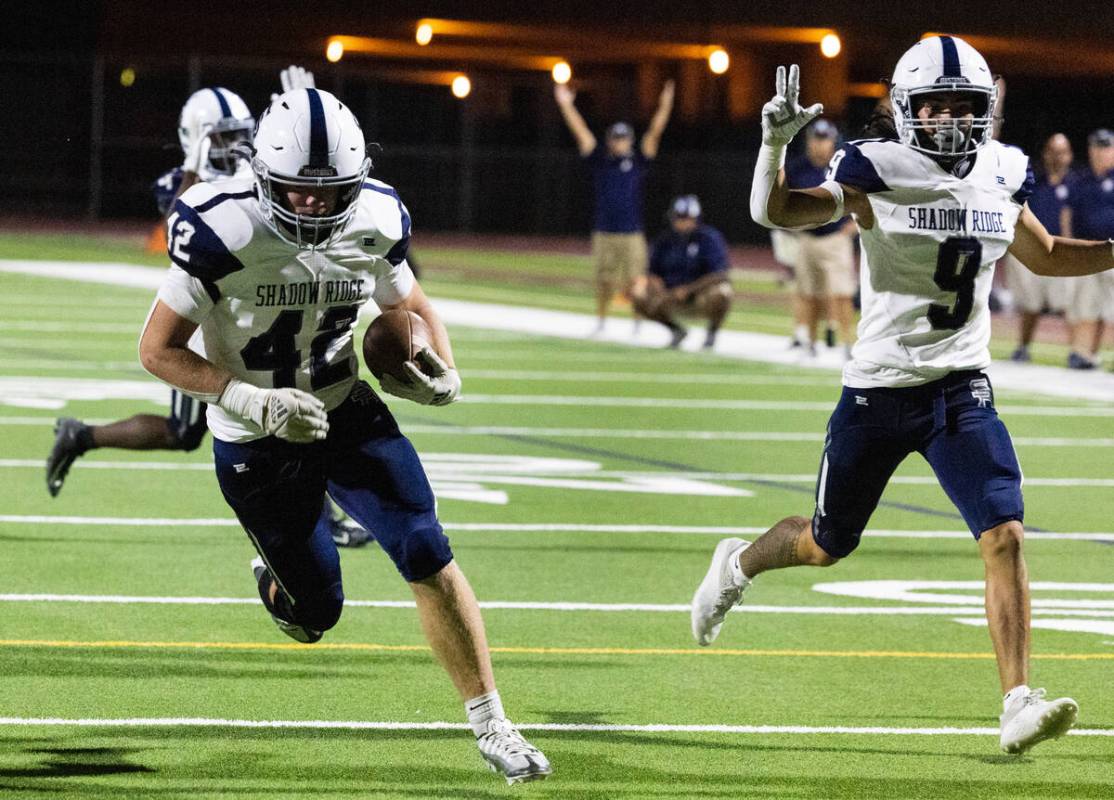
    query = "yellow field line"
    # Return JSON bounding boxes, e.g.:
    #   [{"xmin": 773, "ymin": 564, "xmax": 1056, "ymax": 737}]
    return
[{"xmin": 1, "ymin": 639, "xmax": 1112, "ymax": 661}]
